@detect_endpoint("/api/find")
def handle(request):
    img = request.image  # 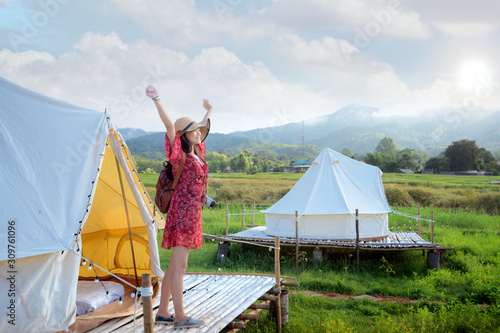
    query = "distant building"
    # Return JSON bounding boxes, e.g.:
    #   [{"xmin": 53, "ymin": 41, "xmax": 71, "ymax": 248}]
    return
[
  {"xmin": 286, "ymin": 160, "xmax": 311, "ymax": 173},
  {"xmin": 397, "ymin": 169, "xmax": 414, "ymax": 174},
  {"xmin": 455, "ymin": 170, "xmax": 477, "ymax": 176}
]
